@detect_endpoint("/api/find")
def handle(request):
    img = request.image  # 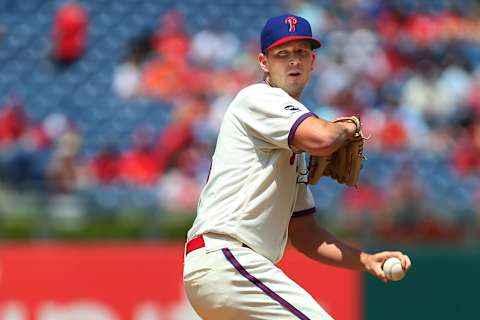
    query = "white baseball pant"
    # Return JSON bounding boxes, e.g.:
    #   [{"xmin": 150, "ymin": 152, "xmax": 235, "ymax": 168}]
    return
[{"xmin": 183, "ymin": 233, "xmax": 334, "ymax": 319}]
